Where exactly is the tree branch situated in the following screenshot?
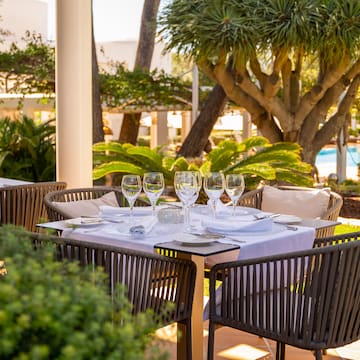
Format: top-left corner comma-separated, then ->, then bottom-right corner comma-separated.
296,57 -> 351,124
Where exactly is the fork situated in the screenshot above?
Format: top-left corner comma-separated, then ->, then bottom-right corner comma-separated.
253,213 -> 280,220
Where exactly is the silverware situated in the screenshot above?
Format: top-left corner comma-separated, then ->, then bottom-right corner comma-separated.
254,213 -> 281,220
80,216 -> 124,224
286,225 -> 298,231
190,232 -> 247,243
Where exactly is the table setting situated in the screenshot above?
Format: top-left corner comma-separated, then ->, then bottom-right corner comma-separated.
57,170 -> 315,262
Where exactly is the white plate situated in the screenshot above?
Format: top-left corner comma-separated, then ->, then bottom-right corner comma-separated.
274,215 -> 302,224
65,217 -> 104,227
173,233 -> 218,246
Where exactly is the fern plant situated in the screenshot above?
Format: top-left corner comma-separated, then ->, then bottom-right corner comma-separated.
93,137 -> 313,189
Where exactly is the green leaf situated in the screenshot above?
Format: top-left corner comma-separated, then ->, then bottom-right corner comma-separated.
92,162 -> 144,180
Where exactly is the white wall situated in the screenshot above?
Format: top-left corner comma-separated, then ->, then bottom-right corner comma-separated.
0,0 -> 47,50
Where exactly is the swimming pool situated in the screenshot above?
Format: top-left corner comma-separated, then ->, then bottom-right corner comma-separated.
315,146 -> 359,179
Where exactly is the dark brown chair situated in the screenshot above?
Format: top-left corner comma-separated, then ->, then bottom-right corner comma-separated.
207,232 -> 360,360
44,186 -> 149,221
34,233 -> 196,360
0,181 -> 67,232
238,185 -> 343,238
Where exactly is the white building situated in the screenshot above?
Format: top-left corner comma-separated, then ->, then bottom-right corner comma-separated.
0,0 -> 172,128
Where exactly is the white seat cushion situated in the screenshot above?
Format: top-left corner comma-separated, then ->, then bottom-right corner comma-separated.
52,191 -> 119,218
261,185 -> 330,219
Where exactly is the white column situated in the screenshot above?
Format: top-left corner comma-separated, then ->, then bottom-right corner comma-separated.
56,0 -> 93,188
192,65 -> 199,125
242,110 -> 252,140
181,111 -> 192,141
150,112 -> 168,148
336,127 -> 347,182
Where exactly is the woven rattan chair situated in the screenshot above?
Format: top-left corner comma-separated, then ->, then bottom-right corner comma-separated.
238,185 -> 343,238
0,181 -> 67,232
207,232 -> 360,360
44,186 -> 149,221
34,233 -> 196,360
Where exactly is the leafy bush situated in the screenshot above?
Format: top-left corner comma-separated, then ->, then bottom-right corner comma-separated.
0,116 -> 56,181
0,226 -> 168,360
92,136 -> 313,189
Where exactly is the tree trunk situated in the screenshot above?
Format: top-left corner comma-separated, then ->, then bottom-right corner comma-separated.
119,113 -> 141,145
119,0 -> 160,144
178,84 -> 227,158
92,28 -> 104,144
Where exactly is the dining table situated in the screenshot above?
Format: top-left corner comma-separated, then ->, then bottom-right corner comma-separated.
0,177 -> 33,187
38,203 -> 335,359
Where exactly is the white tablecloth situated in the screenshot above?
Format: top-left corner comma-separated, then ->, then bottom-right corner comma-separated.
62,205 -> 316,264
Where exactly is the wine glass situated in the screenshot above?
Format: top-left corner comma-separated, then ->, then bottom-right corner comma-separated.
121,174 -> 142,217
188,171 -> 202,207
204,172 -> 225,217
143,172 -> 165,215
174,171 -> 198,230
225,173 -> 245,216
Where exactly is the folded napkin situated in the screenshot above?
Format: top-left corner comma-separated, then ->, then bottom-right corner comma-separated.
202,217 -> 273,233
99,205 -> 151,216
114,216 -> 158,238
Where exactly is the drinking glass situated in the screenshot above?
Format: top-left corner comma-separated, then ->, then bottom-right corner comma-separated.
121,174 -> 142,217
143,172 -> 165,215
188,171 -> 202,207
174,171 -> 198,230
225,173 -> 245,216
204,172 -> 225,217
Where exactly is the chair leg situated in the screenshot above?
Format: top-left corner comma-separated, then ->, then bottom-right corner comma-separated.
276,342 -> 285,360
207,320 -> 215,360
186,320 -> 192,360
315,349 -> 323,360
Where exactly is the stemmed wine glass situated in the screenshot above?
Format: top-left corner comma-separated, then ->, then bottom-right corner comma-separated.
188,171 -> 202,207
121,174 -> 142,218
225,173 -> 245,216
204,172 -> 225,217
143,172 -> 165,215
174,171 -> 198,231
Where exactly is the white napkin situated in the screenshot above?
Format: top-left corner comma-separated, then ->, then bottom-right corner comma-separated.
99,205 -> 151,216
113,216 -> 158,237
202,217 -> 273,233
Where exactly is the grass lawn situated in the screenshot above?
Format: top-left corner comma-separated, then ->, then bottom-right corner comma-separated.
335,223 -> 360,235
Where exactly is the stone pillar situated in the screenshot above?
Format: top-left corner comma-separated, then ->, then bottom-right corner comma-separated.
56,0 -> 93,188
150,111 -> 168,148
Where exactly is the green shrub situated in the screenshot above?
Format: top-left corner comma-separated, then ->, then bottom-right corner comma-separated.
0,116 -> 56,182
93,137 -> 313,189
0,226 -> 168,360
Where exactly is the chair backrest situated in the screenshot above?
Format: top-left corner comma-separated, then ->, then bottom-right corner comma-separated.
209,235 -> 360,354
35,233 -> 196,327
0,181 -> 67,232
44,186 -> 148,221
238,185 -> 343,238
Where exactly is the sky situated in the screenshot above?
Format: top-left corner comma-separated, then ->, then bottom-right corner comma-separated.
45,0 -> 145,41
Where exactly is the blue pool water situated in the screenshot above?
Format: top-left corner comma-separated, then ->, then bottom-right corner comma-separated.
315,146 -> 359,179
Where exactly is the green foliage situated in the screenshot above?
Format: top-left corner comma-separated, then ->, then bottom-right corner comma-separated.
160,0 -> 360,69
93,136 -> 313,188
0,225 -> 167,360
100,62 -> 195,110
0,115 -> 56,181
0,34 -> 197,111
0,32 -> 55,96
